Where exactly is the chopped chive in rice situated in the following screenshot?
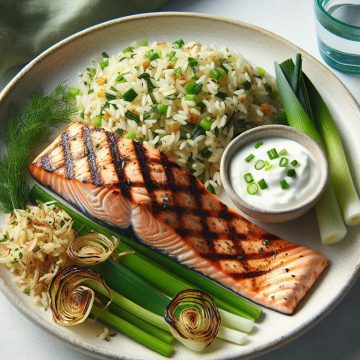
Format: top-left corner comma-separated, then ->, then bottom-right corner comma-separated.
74,40 -> 281,193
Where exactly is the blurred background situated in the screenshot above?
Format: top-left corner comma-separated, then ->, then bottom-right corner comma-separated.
0,1 -> 359,359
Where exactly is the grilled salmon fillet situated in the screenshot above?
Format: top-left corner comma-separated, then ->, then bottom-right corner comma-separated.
29,122 -> 328,314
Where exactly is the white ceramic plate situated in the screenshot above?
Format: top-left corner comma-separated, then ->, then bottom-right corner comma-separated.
0,12 -> 360,360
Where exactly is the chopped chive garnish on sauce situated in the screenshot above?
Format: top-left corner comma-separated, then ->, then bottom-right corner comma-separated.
244,173 -> 254,183
279,157 -> 288,167
255,141 -> 264,149
267,148 -> 279,160
254,160 -> 265,170
280,179 -> 290,190
287,169 -> 296,177
258,179 -> 268,189
121,88 -> 138,102
245,153 -> 255,162
279,148 -> 288,155
247,183 -> 258,195
291,159 -> 299,167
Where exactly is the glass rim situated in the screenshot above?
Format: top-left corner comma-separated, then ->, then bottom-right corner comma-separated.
315,0 -> 360,31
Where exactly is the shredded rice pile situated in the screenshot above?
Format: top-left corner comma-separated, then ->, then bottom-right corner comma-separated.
0,202 -> 76,307
74,40 -> 281,193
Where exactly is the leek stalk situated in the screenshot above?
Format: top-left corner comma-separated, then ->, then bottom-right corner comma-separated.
275,63 -> 347,244
91,305 -> 174,357
305,76 -> 360,226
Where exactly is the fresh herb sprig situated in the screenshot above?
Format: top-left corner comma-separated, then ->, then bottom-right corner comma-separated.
0,83 -> 76,212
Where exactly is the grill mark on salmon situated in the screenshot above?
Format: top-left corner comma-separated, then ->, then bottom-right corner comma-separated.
61,131 -> 75,179
29,122 -> 328,314
106,131 -> 131,199
82,125 -> 103,186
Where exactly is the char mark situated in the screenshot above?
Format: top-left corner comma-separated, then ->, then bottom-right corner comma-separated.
61,131 -> 75,179
106,132 -> 130,198
83,125 -> 103,186
231,270 -> 269,279
40,154 -> 54,172
133,141 -> 155,193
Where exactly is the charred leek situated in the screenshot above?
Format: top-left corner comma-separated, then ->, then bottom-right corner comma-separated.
67,233 -> 119,266
49,265 -> 111,326
164,290 -> 221,352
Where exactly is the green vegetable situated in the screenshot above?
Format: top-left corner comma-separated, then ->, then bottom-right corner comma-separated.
258,179 -> 268,189
124,131 -> 136,140
188,57 -> 198,72
267,148 -> 279,160
275,56 -> 347,244
199,118 -> 212,131
216,92 -> 227,100
242,81 -> 251,90
247,183 -> 258,195
167,51 -> 176,59
185,94 -> 196,101
291,159 -> 299,167
91,305 -> 173,357
207,184 -> 215,194
279,157 -> 288,167
105,92 -> 117,101
121,88 -> 138,102
200,148 -> 212,158
125,111 -> 140,122
279,148 -> 288,155
172,39 -> 185,48
305,74 -> 360,226
146,49 -> 160,62
244,173 -> 254,183
184,82 -> 203,95
174,67 -> 182,77
209,68 -> 225,80
157,104 -> 169,115
287,169 -> 296,177
116,74 -> 126,83
101,51 -> 109,58
138,40 -> 148,47
255,141 -> 264,149
68,87 -> 80,98
138,73 -> 156,93
280,179 -> 289,190
256,67 -> 266,77
122,46 -> 133,53
94,116 -> 102,127
254,160 -> 265,170
245,153 -> 255,163
100,59 -> 109,70
0,84 -> 75,212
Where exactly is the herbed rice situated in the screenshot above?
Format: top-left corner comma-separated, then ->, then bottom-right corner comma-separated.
73,40 -> 281,193
0,202 -> 76,308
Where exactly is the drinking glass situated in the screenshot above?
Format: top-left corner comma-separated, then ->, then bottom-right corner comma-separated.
314,0 -> 360,73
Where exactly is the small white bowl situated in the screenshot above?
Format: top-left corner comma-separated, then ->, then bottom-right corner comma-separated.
220,125 -> 329,223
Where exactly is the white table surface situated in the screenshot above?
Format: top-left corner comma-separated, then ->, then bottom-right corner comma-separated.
0,0 -> 359,359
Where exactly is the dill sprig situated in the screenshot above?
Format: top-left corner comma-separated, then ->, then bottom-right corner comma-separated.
0,83 -> 76,212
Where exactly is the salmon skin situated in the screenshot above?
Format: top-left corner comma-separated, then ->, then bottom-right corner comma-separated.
29,122 -> 328,314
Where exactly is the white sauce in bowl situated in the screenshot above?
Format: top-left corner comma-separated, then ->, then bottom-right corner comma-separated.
229,137 -> 321,211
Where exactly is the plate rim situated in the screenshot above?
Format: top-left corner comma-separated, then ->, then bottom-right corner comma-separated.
0,11 -> 360,360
